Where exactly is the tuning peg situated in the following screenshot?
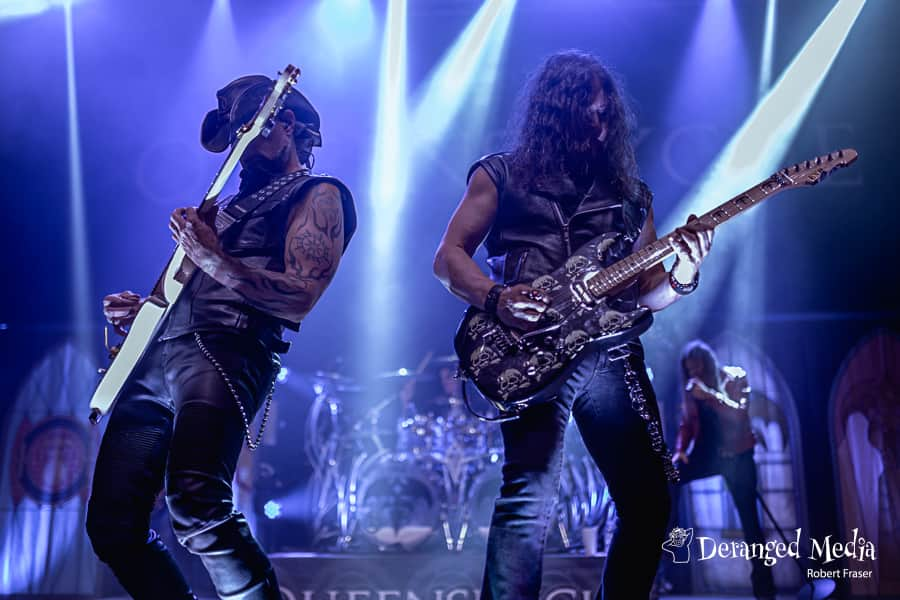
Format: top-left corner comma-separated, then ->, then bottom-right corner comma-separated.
816,156 -> 822,165
838,149 -> 844,157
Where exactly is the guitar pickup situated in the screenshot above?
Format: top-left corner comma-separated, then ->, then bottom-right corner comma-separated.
570,281 -> 595,305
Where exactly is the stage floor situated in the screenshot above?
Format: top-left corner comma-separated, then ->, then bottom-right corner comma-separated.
85,551 -> 796,600
92,596 -> 789,600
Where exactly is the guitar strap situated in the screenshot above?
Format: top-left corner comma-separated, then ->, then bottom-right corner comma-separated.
214,169 -> 309,233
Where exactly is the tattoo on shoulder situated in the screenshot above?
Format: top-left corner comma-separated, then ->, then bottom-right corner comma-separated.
287,184 -> 344,282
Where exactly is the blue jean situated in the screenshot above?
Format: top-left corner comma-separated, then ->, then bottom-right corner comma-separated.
481,345 -> 672,599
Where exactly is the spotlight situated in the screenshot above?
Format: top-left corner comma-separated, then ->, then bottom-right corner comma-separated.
316,0 -> 374,53
364,0 -> 516,374
276,367 -> 289,383
759,0 -> 777,98
63,0 -> 91,348
365,0 -> 408,374
410,0 -> 517,148
0,0 -> 82,20
658,0 -> 866,338
263,500 -> 282,520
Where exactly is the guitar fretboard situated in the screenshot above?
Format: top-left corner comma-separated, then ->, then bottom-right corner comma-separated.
584,170 -> 792,297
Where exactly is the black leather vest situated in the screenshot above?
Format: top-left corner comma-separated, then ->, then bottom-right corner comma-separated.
469,153 -> 651,302
160,172 -> 357,351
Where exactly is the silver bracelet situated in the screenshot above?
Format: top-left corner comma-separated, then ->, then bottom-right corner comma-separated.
669,269 -> 699,295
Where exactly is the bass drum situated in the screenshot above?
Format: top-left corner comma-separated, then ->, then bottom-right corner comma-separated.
354,452 -> 443,551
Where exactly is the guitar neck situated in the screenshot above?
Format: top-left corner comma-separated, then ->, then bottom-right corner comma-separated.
148,134 -> 255,299
199,135 -> 250,211
586,170 -> 795,296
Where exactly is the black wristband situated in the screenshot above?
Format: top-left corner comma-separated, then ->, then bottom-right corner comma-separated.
669,269 -> 699,295
484,284 -> 507,315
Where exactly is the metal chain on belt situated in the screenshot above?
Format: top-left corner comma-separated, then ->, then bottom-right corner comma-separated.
194,332 -> 276,451
622,357 -> 681,483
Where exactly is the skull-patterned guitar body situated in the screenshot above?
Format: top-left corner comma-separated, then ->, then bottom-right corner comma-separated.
454,232 -> 653,418
454,149 -> 859,418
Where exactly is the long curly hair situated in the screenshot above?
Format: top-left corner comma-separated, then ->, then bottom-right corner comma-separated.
508,51 -> 639,198
680,340 -> 720,390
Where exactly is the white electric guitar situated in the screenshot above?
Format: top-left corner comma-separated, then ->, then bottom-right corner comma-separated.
88,65 -> 301,424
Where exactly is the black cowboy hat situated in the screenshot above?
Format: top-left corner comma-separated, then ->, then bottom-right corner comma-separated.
201,74 -> 322,154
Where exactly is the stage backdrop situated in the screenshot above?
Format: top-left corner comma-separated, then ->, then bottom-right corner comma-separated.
831,330 -> 900,598
0,344 -> 101,596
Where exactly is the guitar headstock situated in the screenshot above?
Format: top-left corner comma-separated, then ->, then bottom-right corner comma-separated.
777,148 -> 858,188
234,64 -> 302,146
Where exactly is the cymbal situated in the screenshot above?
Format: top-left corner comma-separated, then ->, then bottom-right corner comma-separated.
303,370 -> 363,393
429,354 -> 459,367
376,367 -> 435,382
310,370 -> 356,384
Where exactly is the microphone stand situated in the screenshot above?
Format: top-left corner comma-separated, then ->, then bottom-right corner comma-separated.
755,490 -> 836,600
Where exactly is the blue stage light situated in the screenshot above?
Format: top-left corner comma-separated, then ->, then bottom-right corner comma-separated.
365,0 -> 408,375
263,500 -> 282,520
316,0 -> 374,53
759,0 -> 777,99
410,0 -> 517,149
658,0 -> 866,339
0,0 -> 80,20
277,367 -> 289,383
64,0 -> 92,348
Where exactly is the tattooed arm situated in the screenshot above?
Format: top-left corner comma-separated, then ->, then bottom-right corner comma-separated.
171,182 -> 344,323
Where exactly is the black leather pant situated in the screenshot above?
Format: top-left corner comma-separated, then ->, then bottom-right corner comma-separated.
86,331 -> 281,599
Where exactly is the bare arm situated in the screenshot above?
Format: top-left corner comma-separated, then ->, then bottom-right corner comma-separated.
674,391 -> 700,461
433,167 -> 548,328
433,167 -> 498,308
635,210 -> 682,311
636,209 -> 713,312
173,183 -> 344,323
217,183 -> 344,322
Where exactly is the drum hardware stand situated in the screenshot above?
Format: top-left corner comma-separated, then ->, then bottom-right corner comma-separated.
555,502 -> 573,550
337,451 -> 370,550
755,490 -> 835,600
441,510 -> 455,551
455,519 -> 470,551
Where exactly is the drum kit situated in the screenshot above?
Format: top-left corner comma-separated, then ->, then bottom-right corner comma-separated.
269,356 -> 613,553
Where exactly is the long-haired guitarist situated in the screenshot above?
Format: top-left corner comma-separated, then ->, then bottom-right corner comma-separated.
433,51 -> 714,598
670,340 -> 776,599
86,75 -> 356,599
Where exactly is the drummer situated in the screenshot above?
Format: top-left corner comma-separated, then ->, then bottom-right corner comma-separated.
395,364 -> 451,456
394,357 -> 462,422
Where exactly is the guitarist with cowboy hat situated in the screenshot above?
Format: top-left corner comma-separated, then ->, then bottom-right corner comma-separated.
87,74 -> 356,599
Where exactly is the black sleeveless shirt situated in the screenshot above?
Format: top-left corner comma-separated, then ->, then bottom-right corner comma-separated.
160,171 -> 356,352
468,152 -> 652,309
